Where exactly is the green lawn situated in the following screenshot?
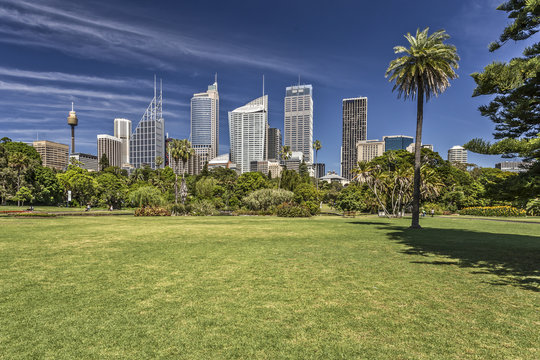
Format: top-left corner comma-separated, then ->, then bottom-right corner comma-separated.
0,216 -> 538,359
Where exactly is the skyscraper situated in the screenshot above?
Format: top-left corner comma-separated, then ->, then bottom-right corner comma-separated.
448,145 -> 468,163
383,135 -> 413,152
229,95 -> 268,174
284,84 -> 313,163
341,97 -> 367,180
130,79 -> 165,169
191,79 -> 219,167
97,134 -> 122,168
267,128 -> 282,161
114,118 -> 132,166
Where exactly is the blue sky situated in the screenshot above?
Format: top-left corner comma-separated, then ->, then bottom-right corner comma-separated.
0,0 -> 533,171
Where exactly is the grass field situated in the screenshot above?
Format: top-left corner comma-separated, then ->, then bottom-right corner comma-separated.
0,216 -> 538,359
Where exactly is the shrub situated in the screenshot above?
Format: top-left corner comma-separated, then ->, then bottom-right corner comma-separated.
459,206 -> 526,217
134,206 -> 171,216
303,200 -> 321,215
276,202 -> 311,218
526,198 -> 540,216
129,186 -> 163,207
422,202 -> 445,215
190,199 -> 217,216
169,203 -> 191,216
243,188 -> 294,211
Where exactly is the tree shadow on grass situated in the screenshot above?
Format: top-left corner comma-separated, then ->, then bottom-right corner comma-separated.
347,221 -> 540,292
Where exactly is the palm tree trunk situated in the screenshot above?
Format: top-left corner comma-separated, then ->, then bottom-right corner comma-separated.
411,82 -> 424,229
315,150 -> 319,191
17,172 -> 21,207
174,173 -> 178,205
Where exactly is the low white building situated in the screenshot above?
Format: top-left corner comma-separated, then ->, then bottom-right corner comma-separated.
320,172 -> 349,186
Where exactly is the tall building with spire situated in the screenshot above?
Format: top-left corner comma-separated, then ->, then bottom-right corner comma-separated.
284,84 -> 313,164
229,95 -> 268,174
191,77 -> 219,167
130,78 -> 165,169
341,97 -> 367,180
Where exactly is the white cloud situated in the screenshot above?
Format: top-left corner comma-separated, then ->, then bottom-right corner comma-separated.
0,0 -> 330,81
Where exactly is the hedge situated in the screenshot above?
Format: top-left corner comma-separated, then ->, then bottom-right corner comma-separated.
459,206 -> 526,217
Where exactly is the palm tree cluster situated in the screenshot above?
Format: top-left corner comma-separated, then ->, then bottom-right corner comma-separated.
353,160 -> 443,218
168,139 -> 195,204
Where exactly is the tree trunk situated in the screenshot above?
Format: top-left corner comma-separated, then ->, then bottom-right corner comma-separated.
181,173 -> 187,205
410,82 -> 424,229
17,172 -> 20,207
315,150 -> 319,192
174,173 -> 178,205
180,160 -> 187,205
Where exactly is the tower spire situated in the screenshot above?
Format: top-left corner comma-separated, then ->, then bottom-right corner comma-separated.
262,74 -> 265,98
154,74 -> 157,100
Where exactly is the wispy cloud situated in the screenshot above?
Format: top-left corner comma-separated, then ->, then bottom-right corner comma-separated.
0,0 -> 330,81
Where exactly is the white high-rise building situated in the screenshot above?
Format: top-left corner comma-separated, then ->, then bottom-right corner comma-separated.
191,80 -> 219,168
97,134 -> 122,168
284,84 -> 313,164
114,118 -> 131,166
448,145 -> 468,163
228,95 -> 268,174
130,79 -> 165,169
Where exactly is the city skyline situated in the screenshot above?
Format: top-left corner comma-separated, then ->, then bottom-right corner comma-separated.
0,0 -> 532,171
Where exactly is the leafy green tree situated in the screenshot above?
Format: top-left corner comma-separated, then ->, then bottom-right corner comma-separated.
195,177 -> 219,199
280,169 -> 301,192
128,186 -> 163,207
299,161 -> 310,182
3,141 -> 41,162
293,183 -> 319,204
8,152 -> 31,206
235,172 -> 268,199
468,0 -> 539,142
96,172 -> 128,208
335,184 -> 367,213
99,154 -> 109,171
57,166 -> 96,205
386,28 -> 459,228
15,186 -> 33,207
32,166 -> 63,205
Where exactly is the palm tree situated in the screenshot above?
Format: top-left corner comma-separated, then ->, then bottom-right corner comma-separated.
313,140 -> 322,190
155,156 -> 164,168
168,139 -> 195,204
278,145 -> 292,189
385,28 -> 459,228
